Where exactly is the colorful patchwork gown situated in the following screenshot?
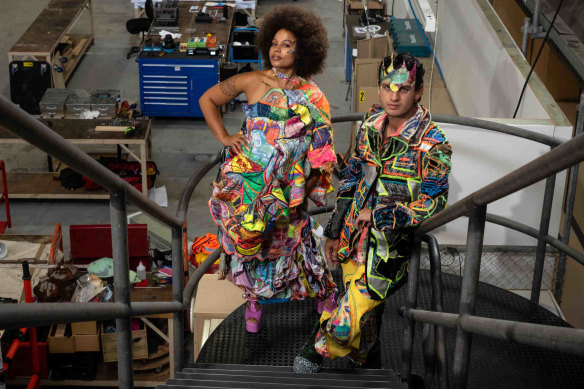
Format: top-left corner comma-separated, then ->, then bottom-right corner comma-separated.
209,77 -> 337,302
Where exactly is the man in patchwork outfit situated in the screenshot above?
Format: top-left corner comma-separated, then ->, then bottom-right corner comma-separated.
294,52 -> 452,372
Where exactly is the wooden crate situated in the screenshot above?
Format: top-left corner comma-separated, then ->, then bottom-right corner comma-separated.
101,322 -> 148,362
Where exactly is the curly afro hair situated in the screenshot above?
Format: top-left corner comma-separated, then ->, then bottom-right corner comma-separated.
256,5 -> 328,79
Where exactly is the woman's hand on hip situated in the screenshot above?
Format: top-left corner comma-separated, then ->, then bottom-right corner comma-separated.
220,133 -> 248,155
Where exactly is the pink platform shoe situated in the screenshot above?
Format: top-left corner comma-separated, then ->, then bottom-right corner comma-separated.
245,300 -> 263,333
316,293 -> 336,315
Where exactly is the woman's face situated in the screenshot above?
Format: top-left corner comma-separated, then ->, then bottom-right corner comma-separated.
269,29 -> 297,73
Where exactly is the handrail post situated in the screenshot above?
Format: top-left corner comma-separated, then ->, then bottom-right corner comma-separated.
401,234 -> 422,383
531,174 -> 556,304
554,93 -> 584,303
423,234 -> 449,389
172,226 -> 184,375
110,189 -> 134,389
453,203 -> 487,389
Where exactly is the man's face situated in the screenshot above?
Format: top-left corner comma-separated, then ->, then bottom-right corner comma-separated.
378,80 -> 423,119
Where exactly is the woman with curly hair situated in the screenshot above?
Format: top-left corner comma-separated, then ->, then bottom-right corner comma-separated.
199,5 -> 337,333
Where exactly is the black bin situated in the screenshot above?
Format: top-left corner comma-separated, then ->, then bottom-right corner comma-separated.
231,29 -> 259,60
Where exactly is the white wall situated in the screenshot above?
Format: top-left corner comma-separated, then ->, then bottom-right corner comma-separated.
434,0 -> 550,119
432,120 -> 571,246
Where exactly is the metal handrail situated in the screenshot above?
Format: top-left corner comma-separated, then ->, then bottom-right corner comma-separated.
417,132 -> 584,234
401,95 -> 584,388
402,309 -> 584,356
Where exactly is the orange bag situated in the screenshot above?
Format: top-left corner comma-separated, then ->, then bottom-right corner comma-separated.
190,233 -> 220,268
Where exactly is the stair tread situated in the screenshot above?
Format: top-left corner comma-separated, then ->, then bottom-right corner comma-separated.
162,378 -> 407,389
178,370 -> 398,382
189,363 -> 390,375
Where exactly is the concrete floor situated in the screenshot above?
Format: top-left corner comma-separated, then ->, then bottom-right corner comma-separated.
0,0 -> 353,254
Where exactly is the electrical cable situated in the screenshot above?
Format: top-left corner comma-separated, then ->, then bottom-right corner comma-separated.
406,0 -> 444,80
512,0 -> 565,118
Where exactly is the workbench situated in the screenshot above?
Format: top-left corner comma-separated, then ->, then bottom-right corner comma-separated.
5,276 -> 176,387
8,0 -> 94,92
0,118 -> 152,199
138,1 -> 234,117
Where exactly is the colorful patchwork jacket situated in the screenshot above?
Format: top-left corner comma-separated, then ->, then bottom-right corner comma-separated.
324,104 -> 452,300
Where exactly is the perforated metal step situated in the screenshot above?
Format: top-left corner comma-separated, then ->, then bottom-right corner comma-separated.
156,363 -> 406,389
196,270 -> 584,388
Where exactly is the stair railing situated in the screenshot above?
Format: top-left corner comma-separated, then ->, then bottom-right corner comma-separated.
400,95 -> 584,389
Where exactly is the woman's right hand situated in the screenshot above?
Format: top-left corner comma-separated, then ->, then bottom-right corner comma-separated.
220,133 -> 249,155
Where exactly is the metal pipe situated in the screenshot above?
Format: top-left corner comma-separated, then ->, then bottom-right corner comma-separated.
419,132 -> 584,234
521,17 -> 531,57
422,323 -> 436,389
405,309 -> 584,356
332,112 -> 561,147
0,302 -> 180,329
0,95 -> 182,230
482,213 -> 584,266
423,234 -> 449,389
405,308 -> 459,328
172,227 -> 187,374
459,315 -> 584,356
172,227 -> 185,374
176,151 -> 222,221
531,174 -> 556,304
453,204 -> 487,389
131,302 -> 183,316
531,0 -> 541,35
110,190 -> 134,389
400,235 -> 422,383
182,248 -> 220,307
554,93 -> 584,303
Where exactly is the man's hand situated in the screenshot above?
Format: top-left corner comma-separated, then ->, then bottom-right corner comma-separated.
219,133 -> 248,155
356,208 -> 372,231
324,238 -> 340,265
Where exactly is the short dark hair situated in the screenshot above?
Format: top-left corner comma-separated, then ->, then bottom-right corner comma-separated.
378,52 -> 425,90
256,5 -> 328,79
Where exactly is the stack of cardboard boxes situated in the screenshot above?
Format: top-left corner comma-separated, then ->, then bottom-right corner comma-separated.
48,320 -> 100,354
353,34 -> 392,113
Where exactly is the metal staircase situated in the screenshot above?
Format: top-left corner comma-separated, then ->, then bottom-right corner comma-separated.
156,363 -> 407,389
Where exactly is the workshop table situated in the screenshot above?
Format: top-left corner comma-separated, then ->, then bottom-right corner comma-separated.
8,0 -> 93,90
138,1 -> 234,117
0,118 -> 152,199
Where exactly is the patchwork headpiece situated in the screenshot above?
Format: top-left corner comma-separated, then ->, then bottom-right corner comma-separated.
379,55 -> 417,92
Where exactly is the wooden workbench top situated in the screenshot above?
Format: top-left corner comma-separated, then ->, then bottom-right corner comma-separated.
9,0 -> 90,55
0,118 -> 151,142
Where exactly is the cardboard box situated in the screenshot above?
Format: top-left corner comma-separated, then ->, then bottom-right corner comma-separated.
353,58 -> 383,112
101,322 -> 148,362
49,324 -> 75,354
355,86 -> 380,113
74,332 -> 101,352
348,1 -> 385,12
71,320 -> 98,335
357,34 -> 392,59
192,274 -> 247,359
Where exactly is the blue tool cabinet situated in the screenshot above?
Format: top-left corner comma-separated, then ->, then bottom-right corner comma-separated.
139,57 -> 218,117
